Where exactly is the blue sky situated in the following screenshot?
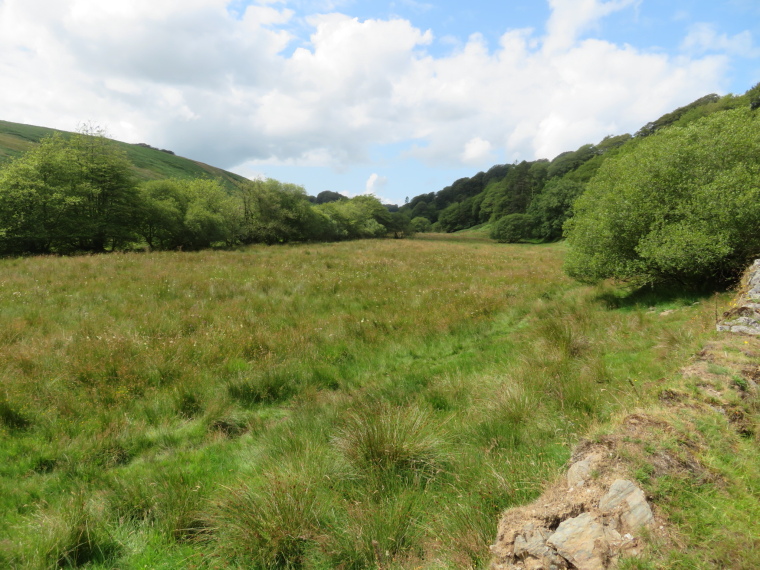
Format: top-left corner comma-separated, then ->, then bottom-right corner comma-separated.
1,0 -> 758,204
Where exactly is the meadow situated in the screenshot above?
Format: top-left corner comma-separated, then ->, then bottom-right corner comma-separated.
0,235 -> 722,568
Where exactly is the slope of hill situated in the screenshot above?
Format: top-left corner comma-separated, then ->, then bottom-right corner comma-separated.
0,120 -> 248,191
402,81 -> 760,238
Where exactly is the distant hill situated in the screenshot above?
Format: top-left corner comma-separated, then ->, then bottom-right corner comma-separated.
0,120 -> 248,192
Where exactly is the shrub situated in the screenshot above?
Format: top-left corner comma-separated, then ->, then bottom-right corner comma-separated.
490,214 -> 533,243
410,216 -> 433,233
565,107 -> 760,285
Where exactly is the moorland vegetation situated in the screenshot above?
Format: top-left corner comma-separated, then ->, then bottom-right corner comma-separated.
0,236 -> 735,568
0,83 -> 759,569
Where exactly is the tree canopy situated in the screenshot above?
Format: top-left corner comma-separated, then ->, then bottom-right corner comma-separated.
0,131 -> 411,255
0,129 -> 139,254
564,107 -> 760,285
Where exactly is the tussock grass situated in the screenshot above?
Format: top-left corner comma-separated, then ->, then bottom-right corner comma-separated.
0,236 -> 723,567
13,493 -> 120,569
333,402 -> 449,483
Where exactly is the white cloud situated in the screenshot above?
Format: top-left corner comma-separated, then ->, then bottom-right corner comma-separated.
681,23 -> 760,58
365,173 -> 388,194
0,0 -> 740,175
543,0 -> 640,53
461,137 -> 493,165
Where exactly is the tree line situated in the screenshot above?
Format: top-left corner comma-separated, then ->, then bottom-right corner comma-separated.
564,105 -> 760,286
0,129 -> 412,255
402,83 -> 760,245
401,82 -> 760,285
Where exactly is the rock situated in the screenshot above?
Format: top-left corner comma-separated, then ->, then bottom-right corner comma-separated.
514,526 -> 551,559
718,259 -> 760,335
547,512 -> 608,570
510,523 -> 567,568
598,479 -> 654,532
567,453 -> 601,488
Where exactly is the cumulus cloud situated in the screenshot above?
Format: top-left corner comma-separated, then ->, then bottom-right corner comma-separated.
0,0 -> 741,175
365,173 -> 388,194
543,0 -> 640,53
461,137 -> 494,165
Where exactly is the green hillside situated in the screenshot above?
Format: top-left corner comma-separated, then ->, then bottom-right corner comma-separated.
0,120 -> 248,192
401,81 -> 760,240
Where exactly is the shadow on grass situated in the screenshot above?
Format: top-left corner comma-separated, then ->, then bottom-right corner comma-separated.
595,281 -> 732,311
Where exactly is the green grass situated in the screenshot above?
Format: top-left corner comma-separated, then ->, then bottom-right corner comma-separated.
0,236 -> 730,568
0,119 -> 247,191
613,334 -> 760,569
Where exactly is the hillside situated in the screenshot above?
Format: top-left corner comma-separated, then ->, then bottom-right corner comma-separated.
401,81 -> 760,239
0,120 -> 248,192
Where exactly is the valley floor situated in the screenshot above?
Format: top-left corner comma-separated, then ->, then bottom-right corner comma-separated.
0,235 -> 752,569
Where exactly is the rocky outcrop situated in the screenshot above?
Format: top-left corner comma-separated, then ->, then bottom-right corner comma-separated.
717,259 -> 760,335
491,449 -> 656,570
492,329 -> 760,570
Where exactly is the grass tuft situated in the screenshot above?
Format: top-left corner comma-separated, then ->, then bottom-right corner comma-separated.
20,495 -> 120,568
210,472 -> 328,568
333,402 -> 449,484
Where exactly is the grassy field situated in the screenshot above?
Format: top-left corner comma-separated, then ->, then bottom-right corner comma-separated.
0,120 -> 247,191
0,235 -> 728,568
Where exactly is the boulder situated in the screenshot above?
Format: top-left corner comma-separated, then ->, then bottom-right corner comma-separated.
547,513 -> 607,570
598,480 -> 654,532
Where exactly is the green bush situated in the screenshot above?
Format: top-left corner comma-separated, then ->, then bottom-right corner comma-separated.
490,213 -> 533,243
565,107 -> 760,285
410,216 -> 433,233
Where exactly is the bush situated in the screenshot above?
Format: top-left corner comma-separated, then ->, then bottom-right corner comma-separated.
565,107 -> 760,285
490,214 -> 533,243
410,216 -> 432,233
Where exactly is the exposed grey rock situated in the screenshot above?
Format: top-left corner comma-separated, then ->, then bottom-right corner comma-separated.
598,479 -> 654,531
492,472 -> 657,569
567,454 -> 601,488
547,512 -> 608,570
513,524 -> 567,568
718,259 -> 760,335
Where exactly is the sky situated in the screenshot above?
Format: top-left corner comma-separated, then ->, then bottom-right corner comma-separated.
1,0 -> 758,204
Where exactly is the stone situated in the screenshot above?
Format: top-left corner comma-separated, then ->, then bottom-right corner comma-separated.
567,454 -> 600,488
513,524 -> 566,568
547,512 -> 608,570
598,479 -> 654,532
718,260 -> 760,335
